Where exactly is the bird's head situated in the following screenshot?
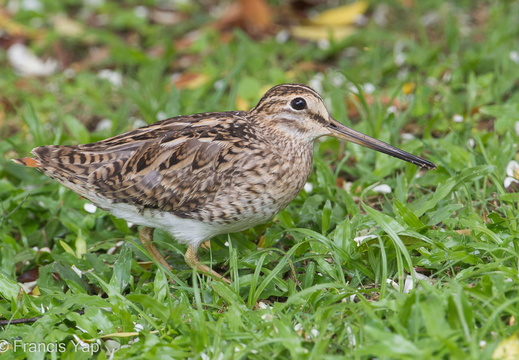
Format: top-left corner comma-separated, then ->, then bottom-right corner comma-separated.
249,84 -> 435,169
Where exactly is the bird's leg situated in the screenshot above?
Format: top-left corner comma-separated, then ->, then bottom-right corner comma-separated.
185,245 -> 231,284
139,227 -> 171,270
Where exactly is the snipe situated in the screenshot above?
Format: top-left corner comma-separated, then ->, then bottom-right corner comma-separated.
13,84 -> 435,282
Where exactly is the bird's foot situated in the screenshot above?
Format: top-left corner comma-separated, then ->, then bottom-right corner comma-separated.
139,226 -> 172,271
185,245 -> 231,284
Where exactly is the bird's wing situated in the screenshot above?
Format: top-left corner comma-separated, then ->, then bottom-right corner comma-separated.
30,112 -> 248,214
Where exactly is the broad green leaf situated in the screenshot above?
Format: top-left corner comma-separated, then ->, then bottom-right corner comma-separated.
0,271 -> 21,300
111,242 -> 133,293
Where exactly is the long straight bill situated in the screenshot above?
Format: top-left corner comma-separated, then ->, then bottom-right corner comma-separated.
327,118 -> 436,169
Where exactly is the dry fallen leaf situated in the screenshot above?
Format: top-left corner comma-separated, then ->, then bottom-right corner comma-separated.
291,25 -> 355,41
239,0 -> 272,32
52,14 -> 84,37
214,0 -> 273,36
309,1 -> 369,26
149,8 -> 184,26
455,229 -> 471,236
171,72 -> 208,90
0,10 -> 42,40
291,0 -> 368,41
493,334 -> 519,360
400,0 -> 415,8
71,46 -> 110,71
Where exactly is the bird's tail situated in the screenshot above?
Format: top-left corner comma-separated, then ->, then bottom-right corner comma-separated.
12,157 -> 42,167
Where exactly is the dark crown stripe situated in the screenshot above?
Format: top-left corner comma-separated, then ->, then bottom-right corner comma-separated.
251,84 -> 323,113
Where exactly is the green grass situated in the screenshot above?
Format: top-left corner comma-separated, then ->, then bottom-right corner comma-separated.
1,0 -> 519,359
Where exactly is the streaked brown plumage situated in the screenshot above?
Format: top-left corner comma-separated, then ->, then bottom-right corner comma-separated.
13,84 -> 435,282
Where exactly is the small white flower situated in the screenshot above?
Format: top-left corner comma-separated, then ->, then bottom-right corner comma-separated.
400,133 -> 415,141
214,80 -> 225,90
71,265 -> 83,277
346,325 -> 357,346
134,323 -> 144,332
348,84 -> 359,94
134,6 -> 148,18
515,121 -> 519,136
504,160 -> 519,188
63,68 -> 75,78
342,181 -> 353,193
76,326 -> 89,333
331,72 -> 346,87
104,340 -> 121,357
257,301 -> 272,310
421,12 -> 439,27
275,30 -> 290,44
394,53 -> 406,67
7,43 -> 57,77
107,241 -> 125,255
224,241 -> 229,247
372,4 -> 389,26
84,0 -> 105,7
386,278 -> 399,290
132,118 -> 147,129
452,114 -> 464,123
304,182 -> 314,193
426,77 -> 438,86
506,161 -> 519,178
19,280 -> 38,294
11,0 -> 43,12
479,340 -> 487,348
261,313 -> 274,321
294,323 -> 303,331
156,111 -> 168,121
83,203 -> 97,213
72,334 -> 90,350
310,329 -> 320,337
404,273 -> 431,293
467,138 -> 475,148
353,234 -> 376,246
509,51 -> 519,64
317,39 -> 330,50
98,69 -> 123,87
372,184 -> 392,194
387,105 -> 397,114
95,118 -> 113,132
309,73 -> 324,94
403,275 -> 414,293
363,83 -> 375,94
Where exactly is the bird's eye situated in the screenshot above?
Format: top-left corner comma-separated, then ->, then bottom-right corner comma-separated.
290,97 -> 307,111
